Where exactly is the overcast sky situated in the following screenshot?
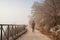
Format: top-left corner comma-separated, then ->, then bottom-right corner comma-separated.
0,0 -> 44,25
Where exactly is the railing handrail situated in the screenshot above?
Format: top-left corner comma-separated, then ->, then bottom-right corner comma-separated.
0,24 -> 22,26
0,24 -> 26,40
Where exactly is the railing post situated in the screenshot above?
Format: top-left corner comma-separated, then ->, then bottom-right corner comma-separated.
1,25 -> 3,40
15,25 -> 16,36
12,25 -> 14,40
7,25 -> 9,40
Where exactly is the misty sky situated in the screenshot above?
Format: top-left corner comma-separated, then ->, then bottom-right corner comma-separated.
0,0 -> 44,25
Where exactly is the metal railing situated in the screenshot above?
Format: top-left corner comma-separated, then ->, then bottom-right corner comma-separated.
0,24 -> 26,40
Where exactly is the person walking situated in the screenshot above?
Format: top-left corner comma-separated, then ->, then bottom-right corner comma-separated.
32,20 -> 35,32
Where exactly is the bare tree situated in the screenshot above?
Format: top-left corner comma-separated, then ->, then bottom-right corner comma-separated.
32,0 -> 60,40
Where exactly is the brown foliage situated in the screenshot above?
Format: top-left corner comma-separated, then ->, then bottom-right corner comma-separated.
32,0 -> 60,40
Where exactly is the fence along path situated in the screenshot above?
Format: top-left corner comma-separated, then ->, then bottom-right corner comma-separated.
0,24 -> 27,40
17,26 -> 52,40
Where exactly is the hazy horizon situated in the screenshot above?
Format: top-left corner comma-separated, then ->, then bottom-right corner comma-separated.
0,0 -> 44,25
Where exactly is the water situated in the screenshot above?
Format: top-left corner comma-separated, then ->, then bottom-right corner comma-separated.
0,26 -> 16,40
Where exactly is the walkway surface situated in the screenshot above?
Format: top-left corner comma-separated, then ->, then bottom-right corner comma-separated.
17,27 -> 52,40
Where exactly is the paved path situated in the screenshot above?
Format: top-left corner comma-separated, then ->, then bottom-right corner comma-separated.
17,27 -> 52,40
